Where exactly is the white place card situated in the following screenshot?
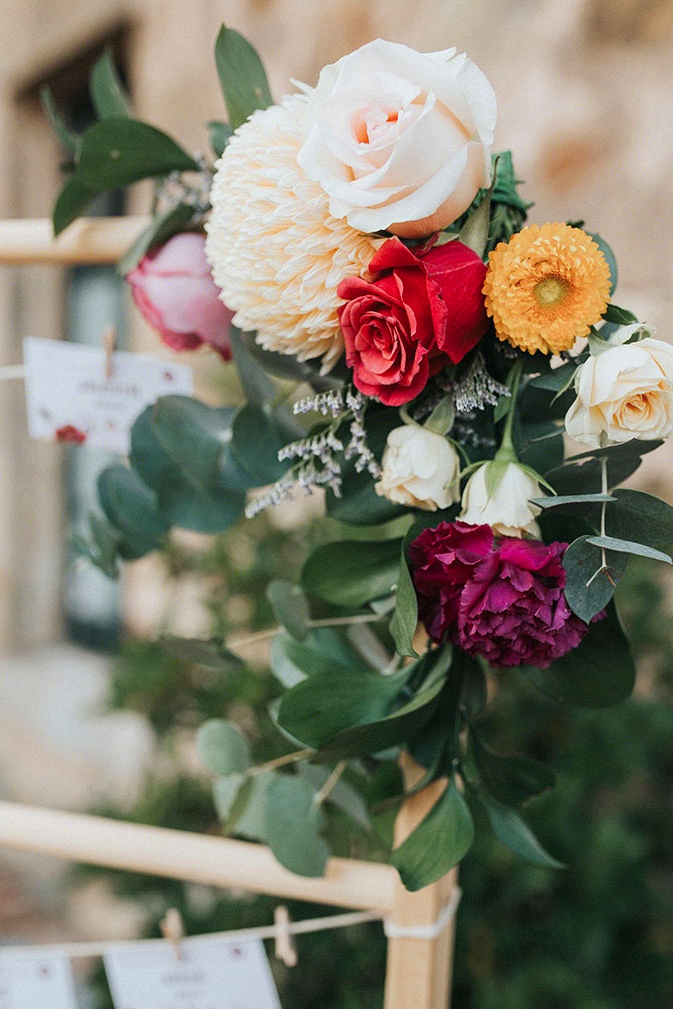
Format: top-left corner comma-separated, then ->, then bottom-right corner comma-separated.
104,937 -> 283,1009
23,337 -> 193,455
0,949 -> 78,1009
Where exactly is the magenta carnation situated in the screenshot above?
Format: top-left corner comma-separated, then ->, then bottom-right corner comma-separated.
410,521 -> 595,668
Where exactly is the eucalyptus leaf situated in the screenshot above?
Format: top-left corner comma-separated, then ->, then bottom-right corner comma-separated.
586,535 -> 672,564
480,794 -> 564,868
299,765 -> 371,830
229,770 -> 275,841
391,777 -> 474,891
129,404 -> 246,533
196,719 -> 251,776
266,775 -> 330,877
214,25 -> 273,131
270,627 -> 367,687
157,481 -> 246,533
302,538 -> 402,608
90,48 -> 131,119
609,489 -> 673,554
229,404 -> 290,485
78,118 -> 199,190
532,493 -> 616,511
563,535 -> 628,622
546,440 -> 662,495
97,463 -> 169,558
267,581 -> 310,641
82,513 -> 121,579
212,772 -> 245,822
151,396 -> 236,490
528,362 -> 577,392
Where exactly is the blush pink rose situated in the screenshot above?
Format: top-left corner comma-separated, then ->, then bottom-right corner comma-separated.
126,232 -> 233,359
337,238 -> 488,406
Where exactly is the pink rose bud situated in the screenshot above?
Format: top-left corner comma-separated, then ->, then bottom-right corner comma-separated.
126,232 -> 233,360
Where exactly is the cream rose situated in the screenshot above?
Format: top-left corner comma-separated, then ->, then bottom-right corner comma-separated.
375,425 -> 460,510
564,325 -> 673,448
297,39 -> 496,238
460,461 -> 541,538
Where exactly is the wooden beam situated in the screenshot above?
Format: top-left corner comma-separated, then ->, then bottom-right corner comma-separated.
0,218 -> 148,265
383,759 -> 459,1009
0,801 -> 397,913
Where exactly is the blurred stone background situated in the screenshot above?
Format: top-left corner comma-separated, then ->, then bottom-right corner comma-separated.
0,0 -> 671,961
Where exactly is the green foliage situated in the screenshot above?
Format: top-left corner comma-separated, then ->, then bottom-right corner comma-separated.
89,49 -> 131,120
389,537 -> 419,657
301,538 -> 401,608
562,536 -> 628,622
392,777 -> 474,890
117,204 -> 197,276
214,25 -> 273,130
471,731 -> 555,807
266,775 -> 330,877
521,603 -> 635,708
52,176 -> 100,235
546,440 -> 663,495
207,120 -> 233,158
478,795 -> 564,869
40,85 -> 81,157
266,581 -> 311,641
78,118 -> 199,191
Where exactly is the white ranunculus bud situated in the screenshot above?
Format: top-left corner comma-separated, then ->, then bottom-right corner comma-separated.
375,426 -> 460,511
297,39 -> 496,238
460,461 -> 542,538
565,324 -> 673,448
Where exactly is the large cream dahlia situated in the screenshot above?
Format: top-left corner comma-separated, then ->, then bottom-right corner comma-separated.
205,94 -> 381,372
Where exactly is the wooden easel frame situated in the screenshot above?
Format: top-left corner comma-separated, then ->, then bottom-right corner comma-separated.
0,218 -> 459,1009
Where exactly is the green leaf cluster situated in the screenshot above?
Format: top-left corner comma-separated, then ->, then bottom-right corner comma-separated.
44,27 -> 273,238
80,379 -> 297,574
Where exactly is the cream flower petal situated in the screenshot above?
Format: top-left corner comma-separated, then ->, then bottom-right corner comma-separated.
206,94 -> 381,373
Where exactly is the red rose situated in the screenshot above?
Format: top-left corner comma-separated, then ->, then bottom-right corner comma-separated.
337,237 -> 488,406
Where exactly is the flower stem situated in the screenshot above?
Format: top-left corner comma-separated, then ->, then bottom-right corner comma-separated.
495,358 -> 524,462
249,748 -> 314,776
229,613 -> 382,650
313,762 -> 347,806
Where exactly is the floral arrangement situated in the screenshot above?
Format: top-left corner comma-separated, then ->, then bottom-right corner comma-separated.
44,29 -> 673,889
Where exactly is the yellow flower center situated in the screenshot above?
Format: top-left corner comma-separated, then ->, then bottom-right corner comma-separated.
534,276 -> 569,309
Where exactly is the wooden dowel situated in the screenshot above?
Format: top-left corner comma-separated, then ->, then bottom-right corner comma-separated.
383,757 -> 459,1009
0,218 -> 149,265
0,801 -> 397,913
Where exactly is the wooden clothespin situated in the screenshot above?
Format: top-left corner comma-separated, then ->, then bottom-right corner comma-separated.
160,907 -> 185,961
274,905 -> 297,968
103,325 -> 117,381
